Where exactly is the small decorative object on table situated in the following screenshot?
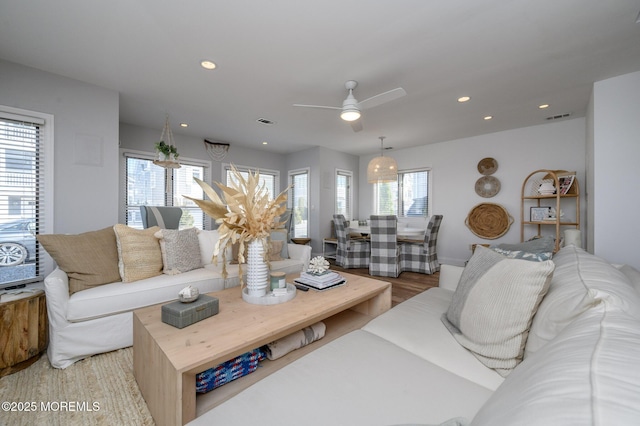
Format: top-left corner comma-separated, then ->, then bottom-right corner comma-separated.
308,256 -> 330,275
162,294 -> 219,329
178,285 -> 199,303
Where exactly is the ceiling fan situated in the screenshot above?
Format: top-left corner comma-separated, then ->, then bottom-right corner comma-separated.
293,80 -> 406,132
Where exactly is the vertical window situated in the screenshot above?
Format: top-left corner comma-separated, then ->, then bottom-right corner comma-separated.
335,169 -> 353,220
374,169 -> 430,218
0,108 -> 52,289
223,163 -> 279,199
123,152 -> 209,229
288,169 -> 309,238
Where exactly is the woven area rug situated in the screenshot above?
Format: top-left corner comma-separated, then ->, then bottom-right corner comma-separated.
0,348 -> 154,425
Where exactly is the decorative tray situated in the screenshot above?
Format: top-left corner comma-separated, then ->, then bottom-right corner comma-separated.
242,283 -> 297,305
465,202 -> 513,239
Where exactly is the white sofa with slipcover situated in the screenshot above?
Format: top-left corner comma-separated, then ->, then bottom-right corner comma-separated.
189,244 -> 640,426
40,227 -> 311,369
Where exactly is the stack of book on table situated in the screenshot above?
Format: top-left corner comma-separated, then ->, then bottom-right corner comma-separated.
295,271 -> 346,291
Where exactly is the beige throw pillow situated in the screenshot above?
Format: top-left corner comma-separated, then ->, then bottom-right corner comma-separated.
442,245 -> 555,376
268,240 -> 285,261
113,224 -> 163,283
37,227 -> 121,295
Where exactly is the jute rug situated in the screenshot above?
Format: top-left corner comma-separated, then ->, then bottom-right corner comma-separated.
0,348 -> 154,425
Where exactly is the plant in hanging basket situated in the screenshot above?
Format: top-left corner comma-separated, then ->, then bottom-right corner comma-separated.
155,141 -> 179,159
183,164 -> 290,286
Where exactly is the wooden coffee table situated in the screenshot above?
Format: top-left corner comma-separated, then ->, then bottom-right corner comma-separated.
133,272 -> 391,426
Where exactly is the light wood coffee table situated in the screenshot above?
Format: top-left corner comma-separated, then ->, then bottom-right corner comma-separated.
133,272 -> 391,426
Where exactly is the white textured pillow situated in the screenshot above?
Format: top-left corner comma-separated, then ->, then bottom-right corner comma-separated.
155,228 -> 202,275
524,245 -> 640,357
113,224 -> 163,283
471,307 -> 640,426
442,245 -> 554,376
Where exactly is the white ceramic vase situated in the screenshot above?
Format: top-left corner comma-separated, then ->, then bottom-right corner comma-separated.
245,239 -> 269,297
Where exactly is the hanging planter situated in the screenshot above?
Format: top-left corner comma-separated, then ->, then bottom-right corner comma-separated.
153,115 -> 181,169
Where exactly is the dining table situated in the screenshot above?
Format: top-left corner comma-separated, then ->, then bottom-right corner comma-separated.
348,225 -> 425,241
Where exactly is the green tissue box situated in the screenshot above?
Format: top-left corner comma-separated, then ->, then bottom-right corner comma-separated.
161,294 -> 219,329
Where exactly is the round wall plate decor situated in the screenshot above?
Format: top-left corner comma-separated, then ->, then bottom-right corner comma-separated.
477,157 -> 498,175
465,202 -> 513,239
475,176 -> 501,198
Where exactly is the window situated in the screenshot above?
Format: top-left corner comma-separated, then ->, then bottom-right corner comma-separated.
0,107 -> 53,290
335,169 -> 353,220
374,168 -> 431,218
223,163 -> 279,199
288,168 -> 309,238
123,151 -> 209,230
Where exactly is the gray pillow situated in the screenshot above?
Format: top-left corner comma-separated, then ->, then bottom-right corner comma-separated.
155,228 -> 202,274
442,245 -> 555,376
491,236 -> 555,253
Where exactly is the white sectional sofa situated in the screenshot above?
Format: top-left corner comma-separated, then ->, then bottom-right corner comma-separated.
189,245 -> 640,426
43,229 -> 311,369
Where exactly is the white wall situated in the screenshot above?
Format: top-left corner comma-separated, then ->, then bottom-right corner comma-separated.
0,59 -> 120,234
359,118 -> 586,266
286,146 -> 360,256
591,70 -> 640,269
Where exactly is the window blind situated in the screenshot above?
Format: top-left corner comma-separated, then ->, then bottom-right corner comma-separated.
336,170 -> 352,220
0,113 -> 47,289
289,169 -> 309,238
123,152 -> 208,230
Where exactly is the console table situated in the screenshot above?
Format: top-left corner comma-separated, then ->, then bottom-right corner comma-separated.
133,272 -> 391,426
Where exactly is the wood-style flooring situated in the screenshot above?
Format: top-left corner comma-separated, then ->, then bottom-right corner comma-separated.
329,262 -> 440,306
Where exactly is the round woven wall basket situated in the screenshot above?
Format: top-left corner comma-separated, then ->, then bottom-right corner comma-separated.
465,202 -> 513,239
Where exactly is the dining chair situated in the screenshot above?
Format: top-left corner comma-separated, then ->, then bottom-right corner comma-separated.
140,206 -> 183,229
333,214 -> 370,268
400,215 -> 443,274
369,215 -> 402,278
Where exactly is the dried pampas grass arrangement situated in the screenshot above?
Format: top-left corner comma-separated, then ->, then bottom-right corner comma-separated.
184,164 -> 289,285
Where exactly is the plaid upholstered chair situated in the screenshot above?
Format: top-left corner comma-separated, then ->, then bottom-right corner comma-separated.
369,215 -> 402,277
333,214 -> 370,269
400,215 -> 443,274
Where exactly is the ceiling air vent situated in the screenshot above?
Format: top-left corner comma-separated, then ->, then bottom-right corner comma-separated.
256,118 -> 276,126
546,113 -> 572,121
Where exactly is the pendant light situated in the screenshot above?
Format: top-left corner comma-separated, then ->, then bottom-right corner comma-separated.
367,136 -> 398,183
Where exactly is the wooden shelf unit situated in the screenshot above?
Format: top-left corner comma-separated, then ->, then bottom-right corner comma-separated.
520,169 -> 580,252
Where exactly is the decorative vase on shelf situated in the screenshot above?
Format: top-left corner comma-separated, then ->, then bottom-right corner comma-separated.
245,239 -> 269,297
538,181 -> 556,195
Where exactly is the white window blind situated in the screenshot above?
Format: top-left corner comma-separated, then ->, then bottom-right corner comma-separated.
123,152 -> 209,229
375,169 -> 430,218
335,169 -> 353,220
289,169 -> 309,238
223,163 -> 279,199
0,110 -> 50,289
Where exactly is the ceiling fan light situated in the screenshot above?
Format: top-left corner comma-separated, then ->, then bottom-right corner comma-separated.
340,109 -> 361,122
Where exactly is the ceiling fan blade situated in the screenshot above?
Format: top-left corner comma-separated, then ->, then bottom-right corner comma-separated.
293,104 -> 342,110
350,120 -> 363,132
358,87 -> 407,110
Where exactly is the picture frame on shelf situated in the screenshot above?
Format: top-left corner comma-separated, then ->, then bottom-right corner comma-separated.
530,207 -> 550,222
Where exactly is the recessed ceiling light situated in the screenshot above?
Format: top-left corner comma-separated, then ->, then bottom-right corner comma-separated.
262,141 -> 268,145
200,60 -> 216,70
458,96 -> 471,103
484,115 -> 493,120
538,104 -> 549,109
180,123 -> 188,127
